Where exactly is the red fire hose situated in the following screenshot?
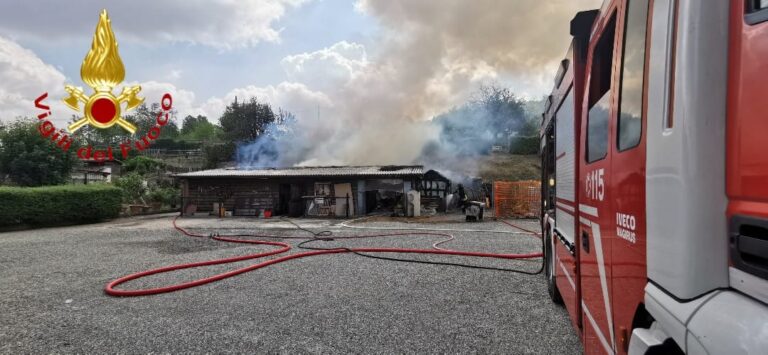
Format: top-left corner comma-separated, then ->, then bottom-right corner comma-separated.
499,219 -> 542,237
104,217 -> 542,297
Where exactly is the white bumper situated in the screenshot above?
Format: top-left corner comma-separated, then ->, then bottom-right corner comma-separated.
638,283 -> 768,354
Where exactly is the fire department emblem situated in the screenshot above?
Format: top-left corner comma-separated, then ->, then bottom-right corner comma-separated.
63,10 -> 143,134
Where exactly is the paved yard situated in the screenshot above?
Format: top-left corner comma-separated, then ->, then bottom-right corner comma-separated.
0,214 -> 581,354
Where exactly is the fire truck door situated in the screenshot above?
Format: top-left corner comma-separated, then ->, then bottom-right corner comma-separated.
608,0 -> 650,352
579,13 -> 617,355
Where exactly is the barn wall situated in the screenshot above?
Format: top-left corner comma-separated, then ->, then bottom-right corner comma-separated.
179,175 -> 422,217
183,178 -> 279,215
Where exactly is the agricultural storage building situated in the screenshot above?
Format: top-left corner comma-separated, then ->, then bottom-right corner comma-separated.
175,165 -> 425,218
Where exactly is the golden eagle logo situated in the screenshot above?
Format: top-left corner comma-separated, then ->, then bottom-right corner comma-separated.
63,10 -> 143,134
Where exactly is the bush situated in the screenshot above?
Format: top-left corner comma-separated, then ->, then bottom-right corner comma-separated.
0,121 -> 76,186
114,173 -> 147,204
148,186 -> 179,206
122,156 -> 166,176
0,184 -> 122,227
203,142 -> 235,169
509,136 -> 539,155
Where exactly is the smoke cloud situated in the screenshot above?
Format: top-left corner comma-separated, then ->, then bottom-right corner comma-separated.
236,0 -> 601,173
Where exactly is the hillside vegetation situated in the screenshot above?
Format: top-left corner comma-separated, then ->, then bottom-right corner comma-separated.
477,154 -> 540,182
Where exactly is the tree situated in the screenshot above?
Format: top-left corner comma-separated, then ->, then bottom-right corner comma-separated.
202,97 -> 296,167
420,84 -> 532,164
471,84 -> 528,137
76,113 -> 125,147
180,115 -> 216,141
219,97 -> 276,143
203,142 -> 235,169
0,121 -> 76,186
125,103 -> 179,139
76,102 -> 179,146
181,115 -> 206,135
163,119 -> 180,139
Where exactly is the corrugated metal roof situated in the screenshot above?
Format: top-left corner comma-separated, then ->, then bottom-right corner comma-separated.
175,165 -> 424,178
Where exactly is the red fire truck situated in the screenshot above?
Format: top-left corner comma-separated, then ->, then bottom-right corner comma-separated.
539,1 -> 768,353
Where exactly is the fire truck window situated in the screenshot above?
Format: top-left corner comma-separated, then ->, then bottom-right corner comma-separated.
618,0 -> 649,151
587,15 -> 616,163
746,0 -> 768,24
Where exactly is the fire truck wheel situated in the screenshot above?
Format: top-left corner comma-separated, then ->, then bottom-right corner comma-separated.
545,230 -> 563,305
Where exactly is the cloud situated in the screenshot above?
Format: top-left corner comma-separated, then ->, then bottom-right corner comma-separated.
197,82 -> 332,123
281,41 -> 368,90
0,35 -> 67,124
0,0 -> 309,49
123,81 -> 333,126
125,80 -> 200,119
166,70 -> 182,81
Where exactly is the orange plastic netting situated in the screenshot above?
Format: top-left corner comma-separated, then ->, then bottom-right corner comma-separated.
493,180 -> 541,218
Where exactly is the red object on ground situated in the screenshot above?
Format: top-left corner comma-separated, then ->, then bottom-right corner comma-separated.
263,209 -> 272,219
104,216 -> 542,297
499,220 -> 541,237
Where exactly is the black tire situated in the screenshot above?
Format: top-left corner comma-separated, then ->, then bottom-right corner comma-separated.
545,231 -> 564,305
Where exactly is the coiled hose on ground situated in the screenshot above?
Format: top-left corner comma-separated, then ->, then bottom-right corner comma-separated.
104,216 -> 543,297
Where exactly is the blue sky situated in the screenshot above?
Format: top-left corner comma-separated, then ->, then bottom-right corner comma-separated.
11,0 -> 379,100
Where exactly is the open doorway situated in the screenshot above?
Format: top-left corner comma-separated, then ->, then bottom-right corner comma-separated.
277,183 -> 291,215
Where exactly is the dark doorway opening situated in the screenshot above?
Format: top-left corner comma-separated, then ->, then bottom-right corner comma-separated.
288,184 -> 304,217
365,191 -> 377,214
277,184 -> 291,215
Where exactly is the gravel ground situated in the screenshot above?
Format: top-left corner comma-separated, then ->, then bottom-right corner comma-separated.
0,214 -> 581,354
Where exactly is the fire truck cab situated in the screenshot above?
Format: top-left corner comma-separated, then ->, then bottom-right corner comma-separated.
540,1 -> 768,354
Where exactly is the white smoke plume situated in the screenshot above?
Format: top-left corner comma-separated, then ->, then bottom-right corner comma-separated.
237,0 -> 601,171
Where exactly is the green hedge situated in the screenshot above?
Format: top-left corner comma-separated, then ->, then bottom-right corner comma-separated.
0,184 -> 122,227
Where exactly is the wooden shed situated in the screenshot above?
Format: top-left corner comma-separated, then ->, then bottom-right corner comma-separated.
175,165 -> 424,218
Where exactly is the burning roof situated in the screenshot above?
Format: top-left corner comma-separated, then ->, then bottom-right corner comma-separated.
175,165 -> 424,178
